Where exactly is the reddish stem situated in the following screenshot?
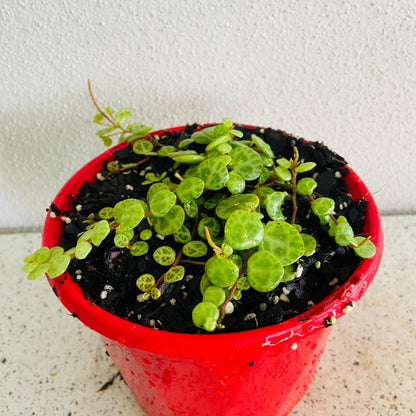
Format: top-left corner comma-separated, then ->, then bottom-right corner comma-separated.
88,80 -> 115,125
217,249 -> 252,325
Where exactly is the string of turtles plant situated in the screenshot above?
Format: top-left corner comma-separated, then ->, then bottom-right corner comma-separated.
23,86 -> 376,332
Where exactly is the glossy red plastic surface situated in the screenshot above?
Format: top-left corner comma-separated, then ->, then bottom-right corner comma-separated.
43,125 -> 383,416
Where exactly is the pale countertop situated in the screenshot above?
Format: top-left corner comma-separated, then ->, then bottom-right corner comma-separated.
1,215 -> 415,416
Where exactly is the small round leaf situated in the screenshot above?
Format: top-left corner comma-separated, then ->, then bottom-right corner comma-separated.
183,199 -> 198,218
130,241 -> 149,256
275,166 -> 292,182
260,220 -> 305,266
226,171 -> 246,194
334,222 -> 355,246
206,135 -> 230,152
147,183 -> 170,203
230,146 -> 263,181
295,162 -> 316,173
353,237 -> 376,258
247,250 -> 284,292
297,177 -> 318,196
175,177 -> 205,203
265,191 -> 287,220
183,241 -> 208,258
164,265 -> 185,283
49,246 -> 65,261
300,233 -> 317,256
197,217 -> 220,239
311,197 -> 335,217
152,205 -> 185,236
197,158 -> 229,190
33,247 -> 51,264
114,231 -> 132,248
75,241 -> 93,260
205,256 -> 239,288
276,158 -> 291,169
91,220 -> 110,246
22,262 -> 39,273
28,263 -> 50,281
251,134 -> 274,158
216,194 -> 259,220
136,274 -> 155,292
153,246 -> 176,266
98,207 -> 114,220
48,254 -> 71,278
150,287 -> 161,300
132,139 -> 154,155
192,301 -> 220,332
224,210 -> 264,250
139,229 -> 152,241
158,145 -> 176,156
173,225 -> 192,244
202,286 -> 226,307
149,189 -> 176,217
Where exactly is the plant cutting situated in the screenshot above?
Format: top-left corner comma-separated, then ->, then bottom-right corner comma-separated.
23,83 -> 383,416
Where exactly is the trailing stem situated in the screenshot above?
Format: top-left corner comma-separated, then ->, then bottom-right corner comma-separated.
217,249 -> 252,326
88,80 -> 116,126
290,146 -> 300,225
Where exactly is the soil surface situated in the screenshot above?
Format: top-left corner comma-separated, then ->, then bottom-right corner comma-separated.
54,124 -> 367,333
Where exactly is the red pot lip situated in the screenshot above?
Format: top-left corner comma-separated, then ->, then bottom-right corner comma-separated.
43,124 -> 383,359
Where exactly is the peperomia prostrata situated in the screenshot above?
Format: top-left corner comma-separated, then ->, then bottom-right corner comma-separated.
23,87 -> 376,332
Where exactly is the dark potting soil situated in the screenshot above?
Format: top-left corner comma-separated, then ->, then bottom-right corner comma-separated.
55,125 -> 367,334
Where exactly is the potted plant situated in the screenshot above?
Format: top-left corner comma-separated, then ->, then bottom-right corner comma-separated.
23,83 -> 383,416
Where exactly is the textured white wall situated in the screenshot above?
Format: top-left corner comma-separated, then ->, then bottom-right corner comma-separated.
0,0 -> 415,230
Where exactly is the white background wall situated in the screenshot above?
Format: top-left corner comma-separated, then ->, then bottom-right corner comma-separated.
0,0 -> 415,231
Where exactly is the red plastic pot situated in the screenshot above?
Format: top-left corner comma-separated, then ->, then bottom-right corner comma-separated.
43,125 -> 383,416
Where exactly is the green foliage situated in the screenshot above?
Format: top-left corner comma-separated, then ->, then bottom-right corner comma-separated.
173,225 -> 192,244
215,193 -> 259,219
264,191 -> 287,220
205,256 -> 239,288
93,105 -> 152,147
311,197 -> 335,218
353,237 -> 376,258
130,241 -> 149,256
300,233 -> 317,256
23,246 -> 71,280
226,171 -> 245,194
251,134 -> 274,158
152,205 -> 185,235
197,158 -> 229,190
90,220 -> 110,246
260,221 -> 305,266
229,145 -> 263,181
192,301 -> 220,332
224,210 -> 264,250
149,188 -> 176,217
132,139 -> 154,155
197,216 -> 220,240
183,241 -> 208,257
25,103 -> 376,332
295,161 -> 316,173
99,207 -> 114,220
297,178 -> 317,195
247,250 -> 284,292
153,246 -> 176,266
139,229 -> 152,241
75,241 -> 93,259
175,177 -> 205,203
202,286 -> 226,307
113,199 -> 144,228
164,265 -> 185,283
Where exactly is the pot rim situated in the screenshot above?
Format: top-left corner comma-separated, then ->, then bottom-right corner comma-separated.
43,124 -> 383,359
